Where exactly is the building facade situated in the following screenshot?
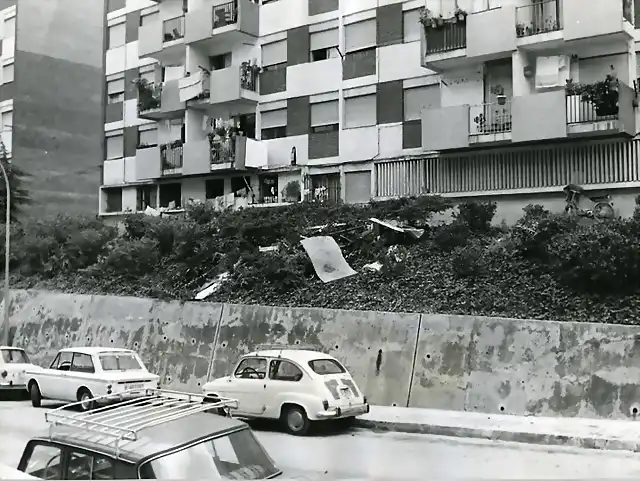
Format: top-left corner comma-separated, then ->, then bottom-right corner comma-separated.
1,0 -> 105,217
100,0 -> 640,223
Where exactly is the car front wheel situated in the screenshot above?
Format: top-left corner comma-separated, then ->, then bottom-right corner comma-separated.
77,388 -> 95,412
282,405 -> 311,436
30,382 -> 42,408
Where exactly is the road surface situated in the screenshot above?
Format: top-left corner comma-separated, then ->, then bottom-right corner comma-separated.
3,400 -> 640,479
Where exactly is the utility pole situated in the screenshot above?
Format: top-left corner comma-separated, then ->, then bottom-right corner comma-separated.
0,140 -> 10,346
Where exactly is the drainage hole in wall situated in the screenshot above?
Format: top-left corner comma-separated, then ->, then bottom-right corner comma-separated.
426,354 -> 431,359
392,403 -> 397,407
191,338 -> 196,345
294,340 -> 300,345
134,342 -> 139,348
221,341 -> 227,348
162,336 -> 167,341
166,376 -> 172,383
499,405 -> 505,412
334,345 -> 339,350
197,381 -> 201,387
633,407 -> 639,415
86,337 -> 91,342
110,339 -> 114,343
64,334 -> 69,339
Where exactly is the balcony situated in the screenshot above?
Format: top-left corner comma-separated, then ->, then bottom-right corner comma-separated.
138,15 -> 186,64
160,141 -> 184,174
515,0 -> 563,49
182,135 -> 267,175
136,78 -> 185,121
469,100 -> 513,145
563,0 -> 633,43
185,0 -> 259,55
420,9 -> 467,72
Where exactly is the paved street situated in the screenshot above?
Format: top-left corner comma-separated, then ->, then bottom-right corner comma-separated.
3,400 -> 640,479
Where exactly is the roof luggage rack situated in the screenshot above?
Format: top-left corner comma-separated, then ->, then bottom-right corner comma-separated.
44,389 -> 239,444
254,343 -> 320,352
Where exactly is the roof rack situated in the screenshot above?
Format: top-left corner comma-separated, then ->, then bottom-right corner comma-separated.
45,389 -> 239,444
254,343 -> 320,352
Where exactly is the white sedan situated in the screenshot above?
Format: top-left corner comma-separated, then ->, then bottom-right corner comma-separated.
0,346 -> 41,394
202,348 -> 369,435
26,347 -> 160,411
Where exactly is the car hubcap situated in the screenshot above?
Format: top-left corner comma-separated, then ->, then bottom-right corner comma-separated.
81,394 -> 91,410
288,410 -> 304,431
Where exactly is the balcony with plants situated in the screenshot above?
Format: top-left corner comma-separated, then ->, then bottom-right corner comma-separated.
515,0 -> 561,39
160,140 -> 184,173
469,84 -> 513,141
420,6 -> 467,55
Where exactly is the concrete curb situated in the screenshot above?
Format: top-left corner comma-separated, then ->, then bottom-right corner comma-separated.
353,419 -> 640,453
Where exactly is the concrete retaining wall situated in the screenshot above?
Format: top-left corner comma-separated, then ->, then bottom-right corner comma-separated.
5,290 -> 640,420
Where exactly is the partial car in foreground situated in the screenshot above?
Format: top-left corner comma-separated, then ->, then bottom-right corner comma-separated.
202,346 -> 369,435
0,346 -> 41,395
26,347 -> 160,410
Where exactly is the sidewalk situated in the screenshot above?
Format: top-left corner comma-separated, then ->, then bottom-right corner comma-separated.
354,406 -> 640,452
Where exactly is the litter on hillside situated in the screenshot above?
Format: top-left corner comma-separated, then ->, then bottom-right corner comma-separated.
300,236 -> 357,283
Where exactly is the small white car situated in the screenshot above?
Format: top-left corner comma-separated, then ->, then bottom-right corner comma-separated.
0,346 -> 41,393
26,347 -> 160,411
202,348 -> 369,435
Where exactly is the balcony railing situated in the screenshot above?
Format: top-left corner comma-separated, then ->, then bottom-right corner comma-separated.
470,100 -> 513,135
565,74 -> 621,124
210,137 -> 236,164
566,95 -> 619,124
161,141 -> 184,170
213,0 -> 238,29
136,79 -> 162,112
163,16 -> 185,42
515,0 -> 561,37
424,21 -> 466,54
240,62 -> 259,92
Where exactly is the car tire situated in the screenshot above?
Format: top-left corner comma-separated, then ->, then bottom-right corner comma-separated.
77,388 -> 95,412
30,382 -> 42,408
282,405 -> 311,436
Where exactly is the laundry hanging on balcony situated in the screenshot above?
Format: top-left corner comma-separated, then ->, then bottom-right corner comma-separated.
535,55 -> 569,89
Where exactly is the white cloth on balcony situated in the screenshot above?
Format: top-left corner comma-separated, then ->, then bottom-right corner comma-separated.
535,55 -> 563,89
179,71 -> 205,102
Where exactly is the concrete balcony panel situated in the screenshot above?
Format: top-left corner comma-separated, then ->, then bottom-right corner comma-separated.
103,158 -> 126,186
183,139 -> 211,176
515,0 -> 564,51
563,0 -> 633,42
185,0 -> 259,55
421,105 -> 470,151
466,6 -> 517,60
209,65 -> 259,113
138,79 -> 185,120
138,20 -> 163,59
135,147 -> 162,180
511,90 -> 567,143
138,16 -> 185,64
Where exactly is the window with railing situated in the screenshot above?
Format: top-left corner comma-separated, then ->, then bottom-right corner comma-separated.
210,137 -> 236,164
515,0 -> 561,37
470,101 -> 512,135
213,1 -> 238,29
160,140 -> 184,170
259,175 -> 278,204
306,174 -> 341,203
163,16 -> 185,42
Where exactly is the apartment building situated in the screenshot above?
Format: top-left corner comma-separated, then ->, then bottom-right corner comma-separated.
0,0 -> 105,217
100,0 -> 640,222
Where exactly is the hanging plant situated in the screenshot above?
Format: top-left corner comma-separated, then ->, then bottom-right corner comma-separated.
565,66 -> 620,117
454,7 -> 467,22
133,78 -> 161,111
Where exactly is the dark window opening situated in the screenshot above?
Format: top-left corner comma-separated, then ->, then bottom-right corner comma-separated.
231,176 -> 252,198
210,52 -> 232,70
237,114 -> 256,139
259,175 -> 278,203
159,182 -> 182,208
136,185 -> 156,211
311,123 -> 339,133
311,48 -> 328,62
104,187 -> 123,213
205,179 -> 225,199
261,126 -> 286,140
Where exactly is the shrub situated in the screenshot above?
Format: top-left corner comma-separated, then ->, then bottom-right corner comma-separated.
454,201 -> 497,233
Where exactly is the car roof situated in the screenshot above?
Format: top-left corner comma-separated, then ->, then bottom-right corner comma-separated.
41,410 -> 247,463
58,347 -> 135,355
245,349 -> 337,362
0,345 -> 25,350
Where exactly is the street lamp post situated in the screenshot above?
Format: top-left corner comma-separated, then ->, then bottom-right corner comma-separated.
0,141 -> 10,346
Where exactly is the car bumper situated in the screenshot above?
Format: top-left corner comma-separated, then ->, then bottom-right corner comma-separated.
0,382 -> 27,391
316,403 -> 369,419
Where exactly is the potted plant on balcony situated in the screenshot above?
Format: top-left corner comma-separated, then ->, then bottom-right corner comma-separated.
240,61 -> 261,91
418,7 -> 444,30
565,66 -> 620,117
207,118 -> 241,164
133,78 -> 161,111
490,84 -> 507,105
453,6 -> 467,23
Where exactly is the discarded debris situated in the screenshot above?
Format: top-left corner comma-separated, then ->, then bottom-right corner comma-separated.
194,272 -> 230,300
259,245 -> 279,253
363,261 -> 383,272
370,217 -> 425,241
300,236 -> 357,283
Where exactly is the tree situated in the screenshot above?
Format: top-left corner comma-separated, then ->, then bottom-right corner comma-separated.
0,146 -> 30,223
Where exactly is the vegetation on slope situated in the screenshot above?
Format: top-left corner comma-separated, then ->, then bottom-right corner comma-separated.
4,196 -> 640,324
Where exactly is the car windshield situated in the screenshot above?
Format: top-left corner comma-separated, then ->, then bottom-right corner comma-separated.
149,428 -> 280,480
99,353 -> 143,371
308,358 -> 345,375
1,348 -> 30,364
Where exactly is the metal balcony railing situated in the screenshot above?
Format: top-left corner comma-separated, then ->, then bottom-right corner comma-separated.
470,100 -> 513,135
240,62 -> 259,92
210,137 -> 236,164
163,16 -> 185,42
566,94 -> 619,124
161,142 -> 184,170
424,22 -> 466,54
515,0 -> 561,37
213,0 -> 238,29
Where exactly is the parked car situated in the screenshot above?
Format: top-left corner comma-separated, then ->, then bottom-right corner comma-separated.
201,346 -> 369,435
13,390 -> 284,480
25,347 -> 160,411
0,346 -> 41,394
0,462 -> 39,479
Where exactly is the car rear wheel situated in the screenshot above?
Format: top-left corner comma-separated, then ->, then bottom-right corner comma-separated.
78,388 -> 95,412
282,405 -> 310,436
30,382 -> 42,408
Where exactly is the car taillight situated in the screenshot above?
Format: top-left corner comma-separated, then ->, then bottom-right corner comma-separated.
1,370 -> 6,378
107,384 -> 112,394
322,400 -> 329,410
363,396 -> 367,404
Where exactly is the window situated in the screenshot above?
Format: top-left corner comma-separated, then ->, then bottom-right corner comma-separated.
3,16 -> 15,39
205,178 -> 225,199
259,175 -> 278,203
308,359 -> 345,375
22,443 -> 62,479
106,133 -> 124,160
2,63 -> 13,84
70,353 -> 95,374
231,176 -> 251,198
210,53 -> 232,70
260,108 -> 287,139
163,16 -> 185,42
403,9 -> 421,43
65,451 -> 116,480
310,28 -> 339,62
404,85 -> 440,121
344,94 -> 376,128
269,360 -> 303,381
99,352 -> 143,371
104,187 -> 123,213
0,348 -> 29,363
106,78 -> 125,104
136,185 -> 156,211
107,22 -> 126,49
234,357 -> 267,379
261,40 -> 287,67
138,127 -> 157,148
311,99 -> 339,133
50,351 -> 73,370
158,182 -> 182,208
344,19 -> 376,53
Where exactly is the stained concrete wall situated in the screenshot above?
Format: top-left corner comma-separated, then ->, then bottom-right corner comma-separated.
5,289 -> 640,420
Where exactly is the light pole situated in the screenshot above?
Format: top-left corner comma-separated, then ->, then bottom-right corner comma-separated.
0,140 -> 9,346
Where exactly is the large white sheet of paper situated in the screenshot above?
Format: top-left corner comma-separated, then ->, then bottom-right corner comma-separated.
301,236 -> 357,283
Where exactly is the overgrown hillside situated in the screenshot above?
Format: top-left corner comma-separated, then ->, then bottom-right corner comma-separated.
5,196 -> 640,324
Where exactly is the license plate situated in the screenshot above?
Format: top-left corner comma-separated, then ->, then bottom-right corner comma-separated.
125,383 -> 144,390
340,388 -> 352,399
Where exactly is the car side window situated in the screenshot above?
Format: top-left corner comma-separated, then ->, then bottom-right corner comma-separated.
23,443 -> 62,479
269,360 -> 303,382
234,357 -> 267,379
48,353 -> 60,369
66,451 -> 115,480
57,351 -> 73,371
71,353 -> 96,374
